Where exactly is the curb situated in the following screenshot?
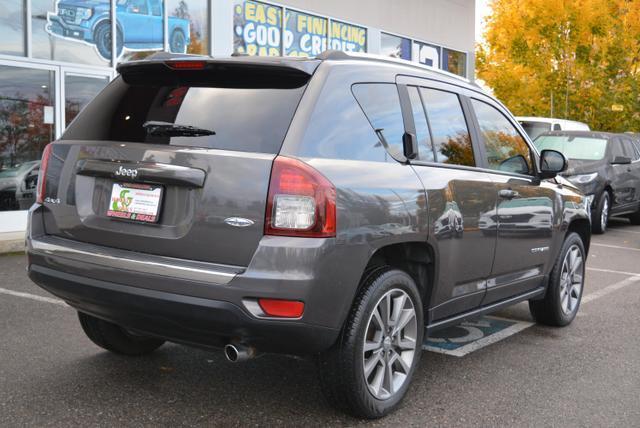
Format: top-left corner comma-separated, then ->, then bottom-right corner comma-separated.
0,232 -> 26,255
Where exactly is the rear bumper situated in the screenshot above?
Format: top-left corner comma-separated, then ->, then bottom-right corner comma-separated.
28,263 -> 339,355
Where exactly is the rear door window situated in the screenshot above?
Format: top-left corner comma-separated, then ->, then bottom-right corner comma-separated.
63,74 -> 307,155
419,88 -> 475,167
352,83 -> 405,160
621,137 -> 639,161
471,99 -> 533,175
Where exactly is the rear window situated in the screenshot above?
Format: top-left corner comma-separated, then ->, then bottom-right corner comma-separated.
519,121 -> 551,141
534,135 -> 608,161
63,74 -> 307,154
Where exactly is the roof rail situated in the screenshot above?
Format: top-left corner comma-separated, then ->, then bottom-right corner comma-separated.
316,50 -> 471,84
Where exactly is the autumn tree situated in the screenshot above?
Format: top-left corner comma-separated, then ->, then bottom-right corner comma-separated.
477,0 -> 640,132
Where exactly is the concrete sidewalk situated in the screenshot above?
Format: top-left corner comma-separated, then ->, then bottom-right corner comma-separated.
0,232 -> 25,254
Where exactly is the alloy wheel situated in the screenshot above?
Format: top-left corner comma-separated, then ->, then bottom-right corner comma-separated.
601,196 -> 609,231
362,289 -> 418,400
559,244 -> 584,315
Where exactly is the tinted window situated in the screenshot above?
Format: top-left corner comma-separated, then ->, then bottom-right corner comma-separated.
150,0 -> 162,16
472,100 -> 532,175
352,84 -> 405,160
420,88 -> 474,167
408,87 -> 435,162
63,76 -> 306,154
610,139 -> 626,159
534,135 -> 608,160
519,121 -> 551,141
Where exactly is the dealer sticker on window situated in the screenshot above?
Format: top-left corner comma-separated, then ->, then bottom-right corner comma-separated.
107,183 -> 163,223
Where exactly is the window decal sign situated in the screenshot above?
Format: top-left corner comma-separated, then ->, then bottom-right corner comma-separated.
234,1 -> 367,57
45,0 -> 191,61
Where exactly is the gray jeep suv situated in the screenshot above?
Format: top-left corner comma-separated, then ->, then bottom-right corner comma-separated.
27,51 -> 591,418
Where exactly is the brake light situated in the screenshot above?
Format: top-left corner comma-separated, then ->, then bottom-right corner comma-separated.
265,156 -> 336,237
165,60 -> 206,70
36,144 -> 53,204
258,299 -> 305,318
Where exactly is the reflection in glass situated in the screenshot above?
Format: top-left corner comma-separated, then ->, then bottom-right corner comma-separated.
407,87 -> 435,162
284,10 -> 327,57
64,75 -> 109,128
353,84 -> 405,160
0,66 -> 55,212
233,0 -> 282,56
168,0 -> 208,54
443,48 -> 467,77
380,33 -> 410,60
472,99 -> 532,174
32,0 -> 110,66
420,88 -> 474,167
0,2 -> 25,56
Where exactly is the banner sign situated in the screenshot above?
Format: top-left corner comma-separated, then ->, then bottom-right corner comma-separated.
234,1 -> 367,57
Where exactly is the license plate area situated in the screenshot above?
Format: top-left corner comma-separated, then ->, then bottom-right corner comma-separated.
107,182 -> 163,223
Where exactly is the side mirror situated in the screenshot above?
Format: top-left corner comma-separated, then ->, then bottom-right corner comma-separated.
539,149 -> 567,179
612,156 -> 632,165
403,132 -> 418,160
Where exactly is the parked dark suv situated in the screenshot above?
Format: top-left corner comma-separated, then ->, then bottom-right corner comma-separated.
27,52 -> 591,418
535,131 -> 640,234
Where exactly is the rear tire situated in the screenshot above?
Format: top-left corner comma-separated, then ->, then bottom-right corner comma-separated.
592,191 -> 610,234
78,312 -> 165,356
317,267 -> 424,419
529,232 -> 585,327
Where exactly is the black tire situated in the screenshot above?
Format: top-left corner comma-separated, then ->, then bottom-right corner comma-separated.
628,209 -> 640,225
169,29 -> 186,53
529,232 -> 586,326
94,22 -> 123,60
78,312 -> 165,356
592,191 -> 610,234
317,267 -> 424,419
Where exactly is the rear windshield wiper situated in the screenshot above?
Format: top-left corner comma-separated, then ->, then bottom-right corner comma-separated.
143,121 -> 216,137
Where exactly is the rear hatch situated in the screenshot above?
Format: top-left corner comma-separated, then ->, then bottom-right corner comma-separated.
40,57 -> 316,266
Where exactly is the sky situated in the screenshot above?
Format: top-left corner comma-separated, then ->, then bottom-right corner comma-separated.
476,0 -> 491,44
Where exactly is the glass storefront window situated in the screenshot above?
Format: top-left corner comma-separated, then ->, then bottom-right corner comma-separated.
233,0 -> 282,56
413,41 -> 441,68
31,0 -> 111,66
0,65 -> 55,211
284,9 -> 327,57
0,1 -> 25,56
381,33 -> 411,60
64,74 -> 110,128
167,0 -> 209,55
116,0 -> 165,62
329,20 -> 367,53
443,48 -> 467,77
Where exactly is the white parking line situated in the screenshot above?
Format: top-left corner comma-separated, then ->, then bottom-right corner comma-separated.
605,228 -> 640,235
591,243 -> 640,252
0,287 -> 67,307
582,275 -> 640,305
587,267 -> 640,276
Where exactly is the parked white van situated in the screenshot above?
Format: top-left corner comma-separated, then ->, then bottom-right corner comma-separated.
516,117 -> 590,140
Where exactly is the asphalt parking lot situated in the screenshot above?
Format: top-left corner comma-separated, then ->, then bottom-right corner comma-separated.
2,219 -> 640,427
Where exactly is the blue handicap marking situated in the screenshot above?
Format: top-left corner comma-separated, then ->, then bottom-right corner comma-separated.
424,316 -> 532,356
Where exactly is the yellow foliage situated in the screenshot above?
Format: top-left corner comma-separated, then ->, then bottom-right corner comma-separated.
477,0 -> 640,132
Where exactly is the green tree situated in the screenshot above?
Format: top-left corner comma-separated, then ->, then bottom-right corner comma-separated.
477,0 -> 640,132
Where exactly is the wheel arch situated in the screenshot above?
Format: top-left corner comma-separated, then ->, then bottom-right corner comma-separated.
358,241 -> 436,313
567,218 -> 591,254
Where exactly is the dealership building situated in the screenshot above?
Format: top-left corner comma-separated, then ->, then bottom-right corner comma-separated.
0,0 -> 475,244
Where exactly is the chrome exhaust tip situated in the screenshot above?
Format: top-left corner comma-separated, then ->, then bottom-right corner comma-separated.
224,343 -> 255,363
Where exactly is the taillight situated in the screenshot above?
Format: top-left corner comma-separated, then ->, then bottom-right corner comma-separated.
265,156 -> 336,237
36,144 -> 53,204
258,298 -> 305,318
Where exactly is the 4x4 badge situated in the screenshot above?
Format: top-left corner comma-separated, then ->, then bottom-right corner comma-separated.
224,217 -> 254,228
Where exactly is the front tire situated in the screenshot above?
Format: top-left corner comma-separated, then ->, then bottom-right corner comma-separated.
78,312 -> 165,356
317,268 -> 424,419
94,23 -> 123,60
592,191 -> 610,234
529,232 -> 585,326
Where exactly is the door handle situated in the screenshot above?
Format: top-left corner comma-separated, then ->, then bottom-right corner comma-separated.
499,189 -> 519,199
